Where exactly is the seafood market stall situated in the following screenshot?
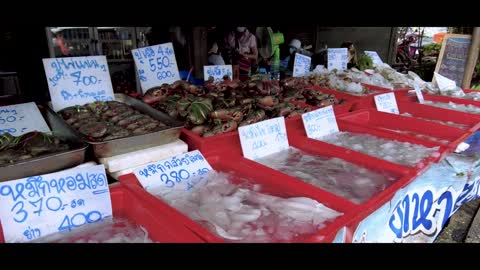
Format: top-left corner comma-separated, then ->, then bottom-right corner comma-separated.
3,42 -> 480,243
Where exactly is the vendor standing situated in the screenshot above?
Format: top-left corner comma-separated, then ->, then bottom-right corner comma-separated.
223,27 -> 258,81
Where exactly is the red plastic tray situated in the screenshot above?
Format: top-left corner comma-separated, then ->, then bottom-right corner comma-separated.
349,92 -> 480,133
286,116 -> 447,173
0,184 -> 204,243
119,154 -> 359,243
337,109 -> 472,152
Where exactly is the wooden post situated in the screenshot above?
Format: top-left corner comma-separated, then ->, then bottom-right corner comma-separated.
462,27 -> 480,89
191,27 -> 208,80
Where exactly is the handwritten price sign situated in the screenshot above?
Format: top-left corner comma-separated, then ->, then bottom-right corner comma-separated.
328,48 -> 348,71
133,150 -> 213,193
374,93 -> 399,114
302,105 -> 339,139
132,42 -> 181,93
238,117 -> 289,160
0,102 -> 51,136
204,65 -> 233,82
43,56 -> 115,112
0,164 -> 112,243
293,53 -> 312,77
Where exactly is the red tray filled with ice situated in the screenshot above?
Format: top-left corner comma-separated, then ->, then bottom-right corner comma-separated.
0,184 -> 204,243
286,117 -> 445,173
119,156 -> 356,243
338,109 -> 472,151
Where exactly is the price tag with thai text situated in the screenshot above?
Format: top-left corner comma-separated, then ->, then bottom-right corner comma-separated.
204,65 -> 233,82
133,150 -> 213,193
132,42 -> 181,93
43,56 -> 115,112
0,102 -> 51,136
238,117 -> 289,160
374,92 -> 399,114
302,105 -> 339,139
293,53 -> 312,77
328,48 -> 348,71
0,164 -> 112,243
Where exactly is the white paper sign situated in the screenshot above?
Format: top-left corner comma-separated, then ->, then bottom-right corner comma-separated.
0,164 -> 112,243
132,42 -> 181,93
328,48 -> 348,71
414,85 -> 425,104
374,93 -> 399,114
364,51 -> 383,66
0,102 -> 51,136
238,117 -> 289,160
434,72 -> 457,92
293,53 -> 312,77
302,105 -> 339,139
133,150 -> 213,193
43,56 -> 115,112
203,65 -> 233,82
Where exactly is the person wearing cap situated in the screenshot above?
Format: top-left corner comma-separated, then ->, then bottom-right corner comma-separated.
280,39 -> 301,74
208,42 -> 226,65
223,27 -> 258,81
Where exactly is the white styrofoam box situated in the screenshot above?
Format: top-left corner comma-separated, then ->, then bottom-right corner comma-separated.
98,139 -> 188,173
109,167 -> 136,180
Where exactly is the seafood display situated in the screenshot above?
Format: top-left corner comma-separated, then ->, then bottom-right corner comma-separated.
320,131 -> 441,167
304,68 -> 379,96
141,78 -> 346,137
149,171 -> 342,242
0,131 -> 70,167
31,217 -> 154,243
255,147 -> 398,204
422,100 -> 480,115
400,113 -> 470,130
58,101 -> 169,142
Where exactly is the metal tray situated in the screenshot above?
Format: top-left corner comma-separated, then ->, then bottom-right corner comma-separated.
0,105 -> 88,182
49,93 -> 184,158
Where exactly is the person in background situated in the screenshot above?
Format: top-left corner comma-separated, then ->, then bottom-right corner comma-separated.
223,27 -> 258,81
281,39 -> 302,71
208,42 -> 225,65
278,39 -> 301,78
341,41 -> 358,69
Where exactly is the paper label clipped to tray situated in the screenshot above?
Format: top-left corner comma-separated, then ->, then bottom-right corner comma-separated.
0,164 -> 112,243
374,92 -> 399,114
133,150 -> 213,193
132,42 -> 181,93
43,56 -> 116,112
302,105 -> 339,139
238,116 -> 289,160
204,65 -> 233,82
0,102 -> 51,136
